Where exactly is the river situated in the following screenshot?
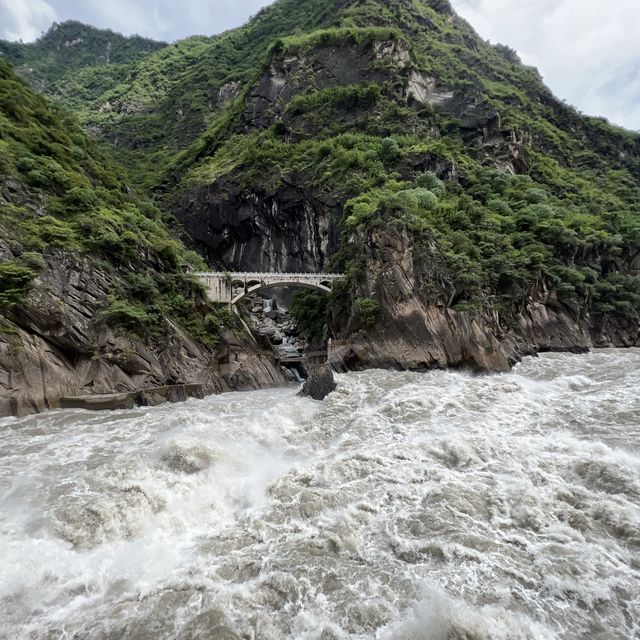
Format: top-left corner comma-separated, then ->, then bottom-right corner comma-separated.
1,350 -> 639,639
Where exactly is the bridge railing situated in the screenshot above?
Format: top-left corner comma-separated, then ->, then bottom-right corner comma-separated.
194,272 -> 344,279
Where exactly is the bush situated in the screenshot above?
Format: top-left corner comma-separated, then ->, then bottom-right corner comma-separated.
379,137 -> 401,163
19,251 -> 45,270
21,215 -> 79,249
58,186 -> 99,214
0,262 -> 37,305
291,290 -> 328,338
345,192 -> 380,228
123,273 -> 159,303
102,297 -> 158,334
415,171 -> 446,197
354,297 -> 379,327
395,188 -> 439,211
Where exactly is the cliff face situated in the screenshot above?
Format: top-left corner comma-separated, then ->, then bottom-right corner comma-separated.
0,60 -> 286,418
332,227 -> 639,374
173,33 -> 504,270
0,254 -> 285,417
175,176 -> 340,273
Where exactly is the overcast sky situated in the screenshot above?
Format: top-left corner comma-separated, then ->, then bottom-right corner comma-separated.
1,0 -> 638,131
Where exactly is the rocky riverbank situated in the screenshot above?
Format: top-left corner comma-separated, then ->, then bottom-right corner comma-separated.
0,256 -> 287,418
330,227 -> 640,373
3,244 -> 637,418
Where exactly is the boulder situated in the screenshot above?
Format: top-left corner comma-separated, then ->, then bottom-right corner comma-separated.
299,365 -> 337,401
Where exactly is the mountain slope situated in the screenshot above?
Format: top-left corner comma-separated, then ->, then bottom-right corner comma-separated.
1,2 -> 367,186
167,0 -> 640,368
3,0 -> 639,380
0,59 -> 283,416
0,21 -> 165,111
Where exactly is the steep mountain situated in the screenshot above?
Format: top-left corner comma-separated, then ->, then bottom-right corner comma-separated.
0,59 -> 283,417
0,5 -> 344,186
2,0 -> 639,409
166,0 -> 640,369
0,21 -> 165,113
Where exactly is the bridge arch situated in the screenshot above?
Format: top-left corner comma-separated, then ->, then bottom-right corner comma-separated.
194,272 -> 344,305
231,280 -> 332,306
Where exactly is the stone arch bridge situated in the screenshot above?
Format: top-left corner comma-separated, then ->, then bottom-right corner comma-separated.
195,272 -> 344,306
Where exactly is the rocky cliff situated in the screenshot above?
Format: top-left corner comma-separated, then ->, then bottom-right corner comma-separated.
2,0 -> 640,414
0,253 -> 285,417
332,227 -> 639,374
0,60 -> 286,417
169,4 -> 640,371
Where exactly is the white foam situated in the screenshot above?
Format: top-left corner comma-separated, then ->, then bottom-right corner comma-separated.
1,350 -> 639,638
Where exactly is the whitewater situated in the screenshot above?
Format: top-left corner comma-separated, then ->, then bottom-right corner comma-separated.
1,350 -> 639,639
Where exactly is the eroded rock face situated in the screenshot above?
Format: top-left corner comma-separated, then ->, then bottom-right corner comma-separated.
175,176 -> 340,272
332,227 -> 513,372
405,71 -> 454,107
244,39 -> 410,130
0,255 -> 286,418
332,227 -> 639,374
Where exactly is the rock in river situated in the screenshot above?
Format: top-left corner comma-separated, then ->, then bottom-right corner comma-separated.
299,365 -> 337,401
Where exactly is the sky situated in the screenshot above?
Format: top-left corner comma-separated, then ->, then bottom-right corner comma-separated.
1,0 -> 638,131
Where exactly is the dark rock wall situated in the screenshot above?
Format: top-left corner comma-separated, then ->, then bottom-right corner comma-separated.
176,178 -> 341,273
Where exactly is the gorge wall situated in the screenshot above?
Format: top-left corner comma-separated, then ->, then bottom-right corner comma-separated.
1,0 -> 640,416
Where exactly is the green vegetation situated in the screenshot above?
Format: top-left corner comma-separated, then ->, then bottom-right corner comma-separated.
2,0 -> 639,343
271,26 -> 402,55
0,21 -> 164,77
354,297 -> 380,327
0,56 -> 199,262
287,83 -> 382,117
291,291 -> 329,339
0,58 -> 226,345
0,262 -> 37,306
0,1 -> 359,185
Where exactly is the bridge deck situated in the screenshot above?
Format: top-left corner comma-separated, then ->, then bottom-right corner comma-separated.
194,271 -> 344,306
194,272 -> 344,279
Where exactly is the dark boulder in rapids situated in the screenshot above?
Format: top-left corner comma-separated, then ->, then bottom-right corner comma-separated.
300,365 -> 337,401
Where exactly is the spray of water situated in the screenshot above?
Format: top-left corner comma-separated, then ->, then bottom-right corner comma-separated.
1,350 -> 639,639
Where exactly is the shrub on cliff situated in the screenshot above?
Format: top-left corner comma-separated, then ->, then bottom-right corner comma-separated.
354,297 -> 379,327
291,290 -> 329,339
0,262 -> 37,306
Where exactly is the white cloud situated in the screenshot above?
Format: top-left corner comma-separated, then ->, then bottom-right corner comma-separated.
451,0 -> 640,130
50,0 -> 269,41
72,0 -> 156,38
0,0 -> 57,41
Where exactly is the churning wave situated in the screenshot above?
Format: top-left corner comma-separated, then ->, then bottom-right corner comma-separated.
0,350 -> 639,639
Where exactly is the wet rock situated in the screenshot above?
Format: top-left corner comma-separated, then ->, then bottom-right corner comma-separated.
136,391 -> 166,407
300,365 -> 337,401
59,393 -> 135,411
179,610 -> 240,640
0,255 -> 287,418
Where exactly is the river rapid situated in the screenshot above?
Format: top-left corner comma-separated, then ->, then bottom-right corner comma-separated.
1,350 -> 639,639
